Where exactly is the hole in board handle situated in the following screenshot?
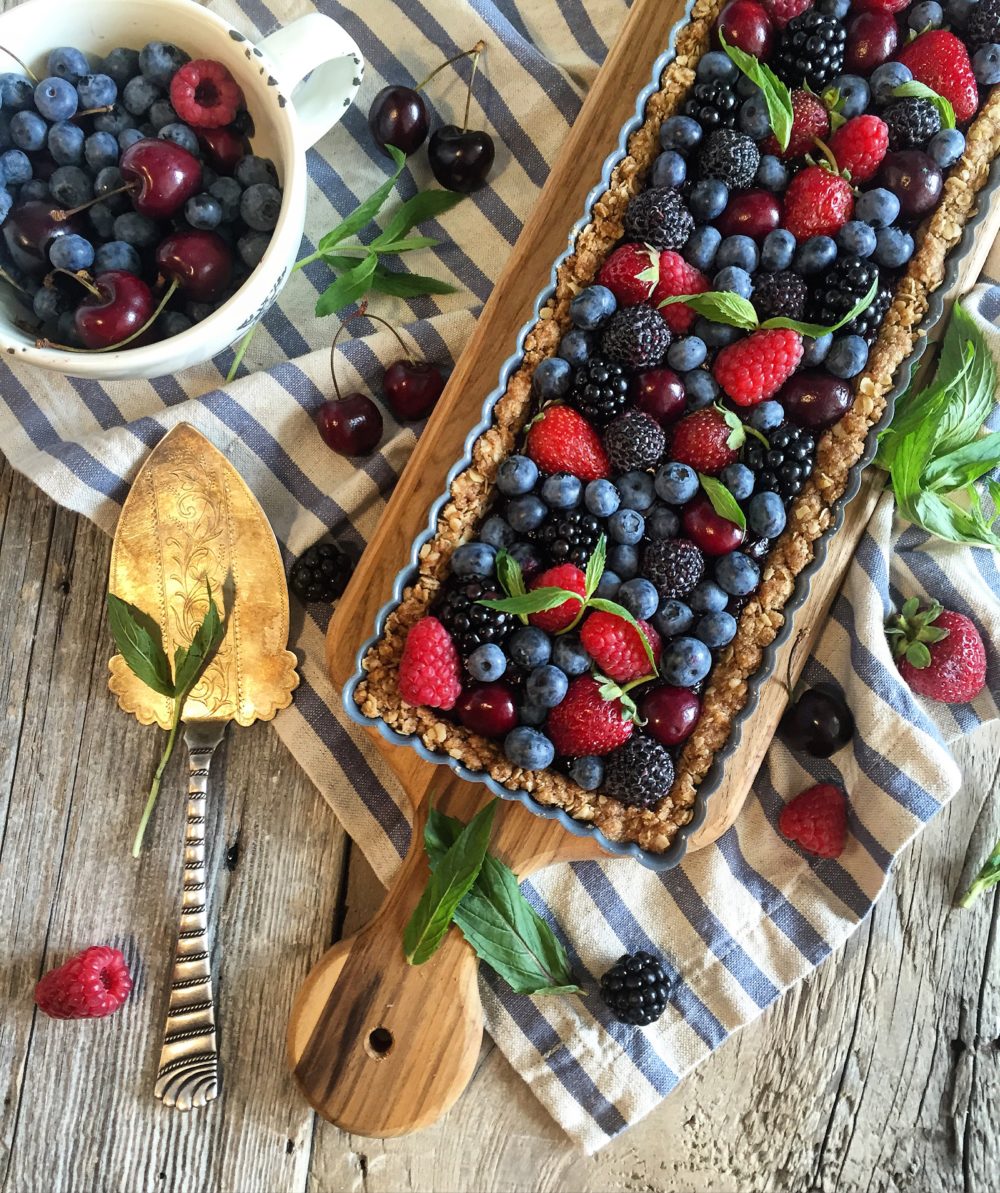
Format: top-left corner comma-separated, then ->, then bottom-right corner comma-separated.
365,1027 -> 394,1059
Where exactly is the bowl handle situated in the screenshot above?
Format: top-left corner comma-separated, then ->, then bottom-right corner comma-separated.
258,13 -> 364,150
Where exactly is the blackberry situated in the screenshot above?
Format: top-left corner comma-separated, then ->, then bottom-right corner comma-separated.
810,256 -> 892,345
600,306 -> 672,370
622,186 -> 694,251
437,578 -> 514,658
599,950 -> 671,1026
604,411 -> 666,474
602,735 -> 676,809
289,542 -> 355,603
683,80 -> 739,131
773,10 -> 846,91
697,128 -> 760,190
642,539 -> 704,598
569,356 -> 630,426
752,270 -> 808,322
969,0 -> 1000,49
743,423 -> 816,503
884,98 -> 940,151
532,508 -> 603,567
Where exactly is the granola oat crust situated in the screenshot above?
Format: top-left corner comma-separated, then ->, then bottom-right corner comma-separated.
355,6 -> 1000,854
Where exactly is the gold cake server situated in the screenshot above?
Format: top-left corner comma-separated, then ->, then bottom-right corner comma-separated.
108,422 -> 298,1110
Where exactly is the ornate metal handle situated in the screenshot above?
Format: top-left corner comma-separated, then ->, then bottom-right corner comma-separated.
154,720 -> 227,1110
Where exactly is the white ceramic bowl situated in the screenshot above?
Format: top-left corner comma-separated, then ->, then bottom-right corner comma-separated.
0,0 -> 363,379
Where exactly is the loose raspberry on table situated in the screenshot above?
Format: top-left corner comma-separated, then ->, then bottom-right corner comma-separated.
653,251 -> 709,334
580,611 -> 662,684
34,945 -> 133,1020
529,563 -> 587,633
713,329 -> 803,406
398,616 -> 462,710
170,59 -> 244,129
778,783 -> 848,858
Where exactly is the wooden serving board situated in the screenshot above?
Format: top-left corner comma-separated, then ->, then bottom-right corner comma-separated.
288,0 -> 1000,1140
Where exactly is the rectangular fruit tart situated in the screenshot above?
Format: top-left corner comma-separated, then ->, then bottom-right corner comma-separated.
349,0 -> 1000,860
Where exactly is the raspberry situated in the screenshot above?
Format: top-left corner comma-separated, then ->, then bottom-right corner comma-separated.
698,129 -> 760,190
896,32 -> 979,124
622,187 -> 694,251
600,950 -> 671,1025
773,10 -> 846,91
829,114 -> 888,181
529,563 -> 587,632
713,329 -> 803,407
761,0 -> 811,28
762,89 -> 829,159
604,410 -> 666,473
642,539 -> 705,599
888,601 -> 987,704
170,59 -> 244,129
525,405 -> 610,481
34,945 -> 133,1020
398,616 -> 462,709
602,735 -> 675,808
670,409 -> 739,474
547,675 -> 635,756
652,250 -> 709,334
598,243 -> 660,306
600,305 -> 672,370
751,271 -> 807,322
883,100 -> 940,152
778,783 -> 848,858
782,165 -> 854,239
580,611 -> 662,683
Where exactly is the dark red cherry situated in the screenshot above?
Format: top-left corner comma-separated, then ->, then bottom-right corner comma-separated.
74,270 -> 154,349
156,230 -> 233,302
877,151 -> 943,219
120,138 -> 202,219
682,494 -> 745,556
197,126 -> 247,174
844,11 -> 898,75
780,683 -> 855,757
715,0 -> 774,58
631,368 -> 686,426
716,190 -> 782,240
641,686 -> 702,747
456,682 -> 518,738
368,85 -> 430,156
316,393 -> 384,457
428,125 -> 495,193
2,201 -> 85,273
779,371 -> 854,430
383,358 -> 446,420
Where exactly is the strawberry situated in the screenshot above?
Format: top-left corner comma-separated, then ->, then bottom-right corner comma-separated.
762,89 -> 829,159
529,563 -> 587,633
652,250 -> 709,334
579,611 -> 662,683
526,405 -> 610,481
760,0 -> 810,27
713,328 -> 803,406
779,784 -> 848,859
887,599 -> 987,704
782,165 -> 854,239
896,32 -> 979,124
398,616 -> 462,710
670,408 -> 740,474
829,114 -> 888,182
598,243 -> 660,306
546,675 -> 635,756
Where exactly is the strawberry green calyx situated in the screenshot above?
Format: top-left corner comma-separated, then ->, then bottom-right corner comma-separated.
885,597 -> 950,669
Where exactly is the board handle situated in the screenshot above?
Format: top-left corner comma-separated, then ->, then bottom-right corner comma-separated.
287,801 -> 484,1137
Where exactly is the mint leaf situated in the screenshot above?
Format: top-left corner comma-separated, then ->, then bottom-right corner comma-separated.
318,145 -> 406,250
496,548 -> 527,599
371,188 -> 465,248
403,798 -> 497,965
172,583 -> 225,699
587,598 -> 658,674
658,290 -> 758,330
314,253 -> 379,317
715,403 -> 748,451
958,838 -> 1000,907
478,587 -> 579,616
368,267 -> 458,298
584,533 -> 607,599
893,80 -> 956,129
720,31 -> 794,150
107,593 -> 175,698
762,278 -> 878,337
699,473 -> 747,532
368,235 -> 441,254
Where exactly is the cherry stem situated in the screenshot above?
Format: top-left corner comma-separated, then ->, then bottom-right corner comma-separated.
0,44 -> 37,82
416,39 -> 485,93
357,310 -> 415,363
36,278 -> 179,354
329,299 -> 370,400
52,183 -> 135,221
46,267 -> 101,297
75,103 -> 116,118
462,41 -> 485,133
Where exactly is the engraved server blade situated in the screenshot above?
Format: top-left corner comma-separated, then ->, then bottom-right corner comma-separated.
108,422 -> 298,1110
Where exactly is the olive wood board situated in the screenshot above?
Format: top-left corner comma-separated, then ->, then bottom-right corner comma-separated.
288,0 -> 1000,1141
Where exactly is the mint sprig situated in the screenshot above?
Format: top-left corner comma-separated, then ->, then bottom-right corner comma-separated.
715,403 -> 769,451
720,31 -> 794,151
892,80 -> 956,130
659,282 -> 878,340
700,472 -> 747,532
958,837 -> 1000,907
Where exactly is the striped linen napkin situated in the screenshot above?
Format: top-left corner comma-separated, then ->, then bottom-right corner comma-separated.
1,0 -> 998,1153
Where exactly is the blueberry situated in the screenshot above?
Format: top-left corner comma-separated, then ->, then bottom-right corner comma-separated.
113,211 -> 159,248
616,470 -> 656,512
77,73 -> 117,109
736,75 -> 760,99
480,515 -> 515,549
94,239 -> 141,275
558,327 -> 592,368
652,150 -> 687,189
148,99 -> 178,131
690,179 -> 729,222
49,166 -> 92,208
527,664 -> 569,709
585,478 -> 620,517
93,105 -> 136,137
10,111 -> 47,152
87,201 -> 116,240
927,128 -> 966,169
749,400 -> 784,433
683,225 -> 721,272
452,542 -> 496,578
608,543 -> 639,579
497,454 -> 539,497
94,165 -> 129,209
184,193 -> 223,230
873,226 -> 914,268
683,369 -> 719,409
101,48 -> 140,87
82,131 -> 119,172
831,75 -> 870,119
507,494 -> 548,533
18,178 -> 48,203
609,507 -> 645,545
569,756 -> 604,791
755,154 -> 788,193
122,75 -> 161,116
716,235 -> 758,273
715,551 -> 760,596
34,76 -> 78,122
761,228 -> 796,272
48,122 -> 85,165
695,611 -> 738,648
0,112 -> 10,151
56,308 -> 83,348
908,0 -> 943,30
47,47 -> 89,84
667,335 -> 707,371
870,62 -> 912,106
468,643 -> 507,682
533,355 -> 572,398
654,598 -> 694,638
646,504 -> 680,540
237,231 -> 271,270
794,235 -> 837,275
139,42 -> 190,88
800,332 -> 833,366
738,93 -> 771,140
856,187 -> 900,228
661,636 -> 713,686
159,122 -> 200,156
1,74 -> 34,114
508,541 -> 543,575
660,114 -> 702,152
712,266 -> 753,300
235,155 -> 279,188
748,491 -> 787,538
655,462 -> 699,505
33,285 -> 68,323
203,180 -> 240,227
690,581 -> 729,614
946,0 -> 976,28
0,149 -> 31,186
509,626 -> 552,669
241,182 -> 282,232
542,472 -> 582,509
553,635 -> 592,677
504,726 -> 555,770
818,0 -> 850,16
721,462 -> 754,501
49,233 -> 94,272
697,50 -> 739,83
570,284 -> 617,331
837,220 -> 877,258
518,702 -> 548,727
594,568 -> 622,600
974,43 -> 1000,85
185,301 -> 215,323
826,334 -> 869,379
618,577 -> 659,620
